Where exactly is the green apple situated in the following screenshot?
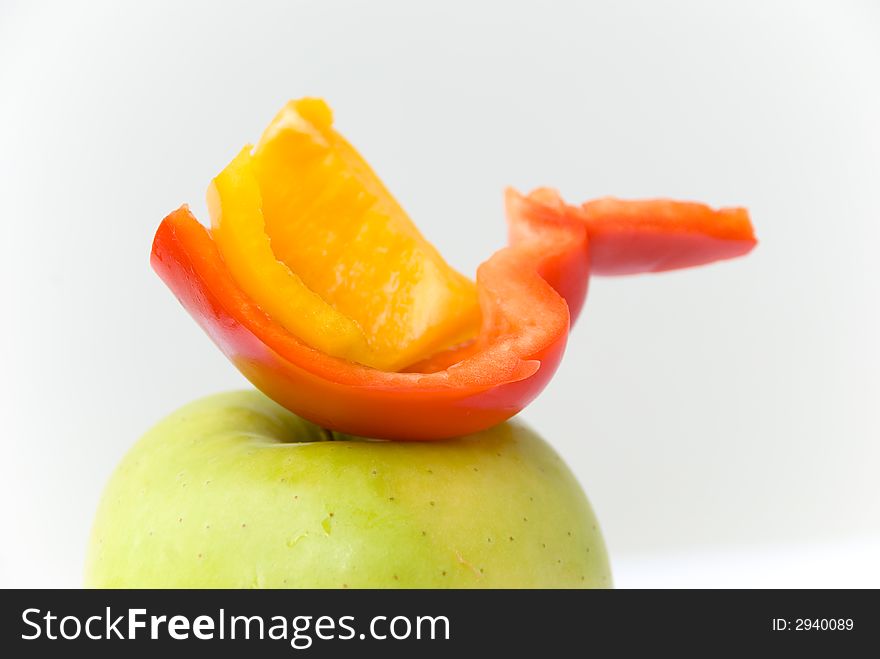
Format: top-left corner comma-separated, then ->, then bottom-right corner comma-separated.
86,390 -> 611,588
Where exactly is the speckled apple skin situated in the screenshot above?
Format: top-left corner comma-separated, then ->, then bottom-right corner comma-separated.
86,390 -> 611,588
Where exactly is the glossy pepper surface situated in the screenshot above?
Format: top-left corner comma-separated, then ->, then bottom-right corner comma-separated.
152,99 -> 755,440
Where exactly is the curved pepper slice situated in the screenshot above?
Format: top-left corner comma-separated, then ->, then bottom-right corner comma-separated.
153,184 -> 755,439
151,195 -> 588,440
580,195 -> 756,275
502,188 -> 756,278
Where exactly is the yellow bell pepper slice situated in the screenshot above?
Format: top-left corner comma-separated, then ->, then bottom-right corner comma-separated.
208,99 -> 480,371
208,148 -> 372,360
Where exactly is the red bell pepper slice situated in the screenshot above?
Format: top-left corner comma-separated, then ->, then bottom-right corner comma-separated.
579,195 -> 757,275
151,194 -> 589,441
505,188 -> 756,278
152,185 -> 754,440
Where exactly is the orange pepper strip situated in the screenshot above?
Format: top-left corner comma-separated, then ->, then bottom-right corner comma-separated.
224,99 -> 481,371
151,193 -> 588,440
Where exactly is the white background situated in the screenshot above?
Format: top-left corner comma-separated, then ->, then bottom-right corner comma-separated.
1,0 -> 878,588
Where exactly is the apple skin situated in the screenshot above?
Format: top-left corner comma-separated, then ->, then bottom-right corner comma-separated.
86,390 -> 611,588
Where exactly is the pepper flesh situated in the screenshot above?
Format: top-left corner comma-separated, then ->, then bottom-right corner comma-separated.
511,188 -> 756,276
208,147 -> 372,361
152,102 -> 757,440
210,99 -> 479,371
151,194 -> 587,440
401,189 -> 757,384
580,195 -> 756,275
